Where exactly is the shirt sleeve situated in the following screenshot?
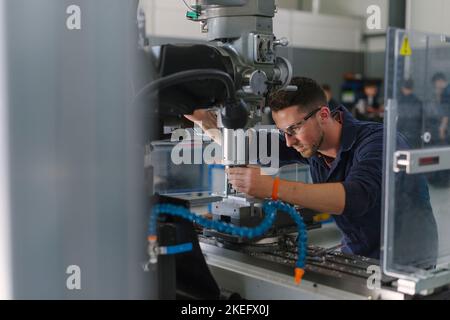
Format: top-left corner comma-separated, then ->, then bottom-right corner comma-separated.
443,86 -> 450,105
341,131 -> 383,218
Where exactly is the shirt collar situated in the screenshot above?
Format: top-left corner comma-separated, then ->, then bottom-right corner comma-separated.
338,106 -> 359,152
311,105 -> 358,164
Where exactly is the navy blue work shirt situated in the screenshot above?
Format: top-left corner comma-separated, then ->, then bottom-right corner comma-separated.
276,106 -> 437,262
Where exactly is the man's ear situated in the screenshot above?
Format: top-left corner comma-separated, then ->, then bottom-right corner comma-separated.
318,107 -> 330,121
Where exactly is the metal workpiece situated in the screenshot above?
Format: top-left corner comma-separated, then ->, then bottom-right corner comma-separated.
205,196 -> 320,245
211,195 -> 263,222
208,195 -> 265,239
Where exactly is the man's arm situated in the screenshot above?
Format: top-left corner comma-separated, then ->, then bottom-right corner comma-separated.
228,132 -> 383,217
227,166 -> 345,215
278,180 -> 345,215
439,116 -> 448,141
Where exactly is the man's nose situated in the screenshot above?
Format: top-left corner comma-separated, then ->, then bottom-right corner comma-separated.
285,133 -> 298,147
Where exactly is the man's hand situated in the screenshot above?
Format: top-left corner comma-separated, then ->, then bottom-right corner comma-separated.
184,109 -> 222,144
440,116 -> 449,141
227,167 -> 346,214
184,109 -> 217,129
440,127 -> 447,141
226,166 -> 274,199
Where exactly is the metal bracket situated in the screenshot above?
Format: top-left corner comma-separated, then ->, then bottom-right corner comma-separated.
397,268 -> 450,295
394,147 -> 450,174
253,34 -> 275,64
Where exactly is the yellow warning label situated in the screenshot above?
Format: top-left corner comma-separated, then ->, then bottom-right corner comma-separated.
400,36 -> 412,56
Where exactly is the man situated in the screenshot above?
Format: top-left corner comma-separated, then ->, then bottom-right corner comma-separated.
432,72 -> 450,104
424,73 -> 450,188
398,79 -> 423,148
354,80 -> 384,123
185,77 -> 437,265
431,72 -> 450,142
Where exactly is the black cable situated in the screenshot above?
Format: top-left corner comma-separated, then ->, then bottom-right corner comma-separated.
181,0 -> 198,12
132,69 -> 236,108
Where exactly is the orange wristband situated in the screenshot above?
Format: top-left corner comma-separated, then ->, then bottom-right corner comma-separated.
272,177 -> 280,200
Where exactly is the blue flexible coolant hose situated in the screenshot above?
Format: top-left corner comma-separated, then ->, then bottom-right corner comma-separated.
148,200 -> 308,283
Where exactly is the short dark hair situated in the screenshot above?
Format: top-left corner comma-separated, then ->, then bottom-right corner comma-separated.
401,79 -> 414,89
364,79 -> 379,88
322,84 -> 331,91
268,77 -> 327,113
432,72 -> 447,83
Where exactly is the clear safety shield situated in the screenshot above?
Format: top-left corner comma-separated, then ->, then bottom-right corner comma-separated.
383,28 -> 450,294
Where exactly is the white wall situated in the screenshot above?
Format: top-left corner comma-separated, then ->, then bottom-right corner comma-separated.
318,0 -> 389,53
142,0 -> 450,54
275,10 -> 363,51
142,0 -> 364,52
320,0 -> 388,32
408,0 -> 450,35
276,0 -> 300,10
141,0 -> 207,41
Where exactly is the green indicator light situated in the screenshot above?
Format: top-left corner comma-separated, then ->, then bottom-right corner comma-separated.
186,11 -> 200,21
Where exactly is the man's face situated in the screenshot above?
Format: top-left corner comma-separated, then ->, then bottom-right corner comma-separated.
434,79 -> 448,94
401,87 -> 413,96
364,85 -> 378,97
272,105 -> 324,158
